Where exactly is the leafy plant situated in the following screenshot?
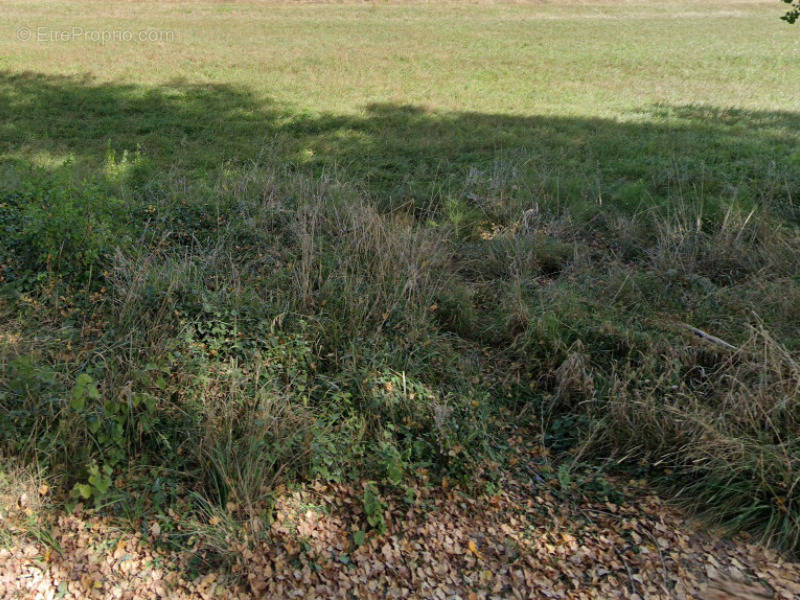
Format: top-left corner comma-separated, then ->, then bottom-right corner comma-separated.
0,164 -> 122,284
71,462 -> 113,505
362,482 -> 387,535
782,0 -> 800,24
69,374 -> 100,412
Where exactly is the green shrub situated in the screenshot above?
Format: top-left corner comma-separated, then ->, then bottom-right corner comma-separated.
0,162 -> 123,285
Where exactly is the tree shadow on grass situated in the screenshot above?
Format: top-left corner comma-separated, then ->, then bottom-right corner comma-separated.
3,71 -> 800,581
2,69 -> 799,220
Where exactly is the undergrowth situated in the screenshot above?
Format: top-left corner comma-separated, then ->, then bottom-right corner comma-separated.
1,138 -> 799,564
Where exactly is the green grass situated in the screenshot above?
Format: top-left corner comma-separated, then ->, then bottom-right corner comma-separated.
2,1 -> 799,214
1,0 -> 800,562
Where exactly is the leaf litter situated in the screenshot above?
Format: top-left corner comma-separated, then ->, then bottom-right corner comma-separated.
2,475 -> 800,599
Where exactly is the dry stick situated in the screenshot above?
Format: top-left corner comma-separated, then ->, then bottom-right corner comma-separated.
583,508 -> 669,599
642,527 -> 671,597
613,545 -> 641,597
679,323 -> 738,351
580,508 -> 644,598
385,556 -> 414,591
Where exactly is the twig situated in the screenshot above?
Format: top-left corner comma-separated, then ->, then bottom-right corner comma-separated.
642,527 -> 671,598
679,323 -> 738,351
613,545 -> 640,597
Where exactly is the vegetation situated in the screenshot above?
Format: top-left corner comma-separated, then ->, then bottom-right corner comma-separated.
1,0 -> 799,575
783,0 -> 800,23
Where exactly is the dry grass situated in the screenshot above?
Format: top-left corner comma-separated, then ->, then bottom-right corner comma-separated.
598,325 -> 800,551
1,0 -> 799,586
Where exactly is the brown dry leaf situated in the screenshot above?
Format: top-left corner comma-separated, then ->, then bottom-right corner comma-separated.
467,540 -> 483,560
3,472 -> 800,600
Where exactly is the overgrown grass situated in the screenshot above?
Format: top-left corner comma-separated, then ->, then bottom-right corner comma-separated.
1,0 -> 799,563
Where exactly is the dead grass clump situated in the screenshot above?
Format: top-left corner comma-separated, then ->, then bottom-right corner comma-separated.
597,326 -> 800,552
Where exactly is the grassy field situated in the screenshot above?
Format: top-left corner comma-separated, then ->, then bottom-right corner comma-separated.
2,0 -> 800,569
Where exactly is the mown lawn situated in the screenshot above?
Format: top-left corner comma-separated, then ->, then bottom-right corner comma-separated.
1,0 -> 800,572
